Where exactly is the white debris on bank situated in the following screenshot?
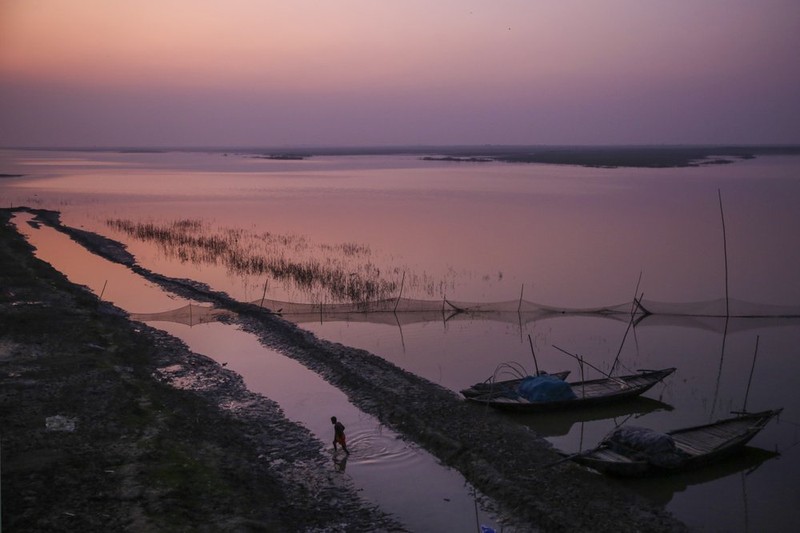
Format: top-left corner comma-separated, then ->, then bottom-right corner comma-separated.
45,415 -> 77,432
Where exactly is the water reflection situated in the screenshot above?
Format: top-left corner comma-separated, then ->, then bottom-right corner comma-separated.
332,452 -> 349,473
129,303 -> 234,326
509,396 -> 675,438
624,446 -> 781,507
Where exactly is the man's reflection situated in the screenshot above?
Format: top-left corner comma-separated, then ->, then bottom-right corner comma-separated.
333,452 -> 349,472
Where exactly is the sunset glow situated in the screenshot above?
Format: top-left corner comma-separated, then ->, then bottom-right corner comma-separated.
1,0 -> 798,146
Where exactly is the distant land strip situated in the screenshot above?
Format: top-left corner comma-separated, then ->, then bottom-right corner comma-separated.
7,144 -> 800,169
273,144 -> 800,168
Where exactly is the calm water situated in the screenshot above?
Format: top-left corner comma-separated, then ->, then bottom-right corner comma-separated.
3,149 -> 799,531
10,212 -> 502,533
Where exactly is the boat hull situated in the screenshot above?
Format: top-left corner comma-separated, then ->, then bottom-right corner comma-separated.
572,409 -> 783,477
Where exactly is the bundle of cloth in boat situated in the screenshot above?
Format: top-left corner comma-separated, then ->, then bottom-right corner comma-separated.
601,426 -> 688,467
517,374 -> 577,402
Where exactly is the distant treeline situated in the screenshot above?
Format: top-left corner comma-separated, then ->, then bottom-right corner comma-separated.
240,144 -> 800,168
11,144 -> 800,168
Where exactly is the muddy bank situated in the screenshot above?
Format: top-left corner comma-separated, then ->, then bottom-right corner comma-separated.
2,208 -> 688,532
1,209 -> 403,532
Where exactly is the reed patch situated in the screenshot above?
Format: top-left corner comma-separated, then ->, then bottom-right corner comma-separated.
105,218 -> 452,304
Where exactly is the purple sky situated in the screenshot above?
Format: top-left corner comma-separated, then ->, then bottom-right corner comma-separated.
1,1 -> 799,147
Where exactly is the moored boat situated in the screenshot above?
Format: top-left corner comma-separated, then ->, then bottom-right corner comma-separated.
460,370 -> 570,399
570,409 -> 783,477
465,368 -> 675,411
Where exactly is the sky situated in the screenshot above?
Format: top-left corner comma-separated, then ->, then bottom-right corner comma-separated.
1,0 -> 799,147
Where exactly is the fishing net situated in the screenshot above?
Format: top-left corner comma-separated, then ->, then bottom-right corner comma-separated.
250,295 -> 800,327
636,296 -> 800,318
128,296 -> 800,336
249,296 -> 634,327
129,304 -> 233,327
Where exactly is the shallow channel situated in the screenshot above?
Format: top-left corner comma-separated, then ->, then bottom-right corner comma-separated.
13,212 -> 504,532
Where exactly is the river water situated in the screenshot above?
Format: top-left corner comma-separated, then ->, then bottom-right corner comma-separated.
2,148 -> 799,531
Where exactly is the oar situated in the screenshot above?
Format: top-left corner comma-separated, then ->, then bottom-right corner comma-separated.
540,445 -> 609,470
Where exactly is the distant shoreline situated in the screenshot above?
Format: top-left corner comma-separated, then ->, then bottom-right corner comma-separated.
4,144 -> 800,168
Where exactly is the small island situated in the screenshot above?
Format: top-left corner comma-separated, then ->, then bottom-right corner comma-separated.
420,156 -> 494,163
254,154 -> 309,160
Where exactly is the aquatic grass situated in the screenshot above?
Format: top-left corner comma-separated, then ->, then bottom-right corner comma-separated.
106,218 -> 406,304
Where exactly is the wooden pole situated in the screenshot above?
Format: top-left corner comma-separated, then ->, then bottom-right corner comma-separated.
394,271 -> 406,312
710,315 -> 730,421
609,271 -> 643,375
527,334 -> 540,375
518,283 -> 524,313
99,280 -> 108,300
580,355 -> 585,400
742,335 -> 760,413
719,189 -> 730,317
260,279 -> 268,308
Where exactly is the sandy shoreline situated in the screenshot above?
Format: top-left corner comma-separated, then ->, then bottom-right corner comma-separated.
1,207 -> 688,532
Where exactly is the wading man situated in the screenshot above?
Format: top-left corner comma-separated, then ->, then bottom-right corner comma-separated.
331,416 -> 350,454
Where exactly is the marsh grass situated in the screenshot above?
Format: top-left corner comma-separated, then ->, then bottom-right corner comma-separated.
106,218 -> 418,304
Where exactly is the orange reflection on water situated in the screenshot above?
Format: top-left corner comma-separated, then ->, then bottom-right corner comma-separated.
13,213 -> 191,313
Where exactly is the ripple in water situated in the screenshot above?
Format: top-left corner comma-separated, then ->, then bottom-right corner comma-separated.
341,426 -> 424,470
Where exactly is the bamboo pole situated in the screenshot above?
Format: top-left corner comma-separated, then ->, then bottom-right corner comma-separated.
742,336 -> 760,413
553,345 -> 625,385
719,189 -> 730,317
527,334 -> 540,375
609,271 -> 643,375
99,280 -> 108,300
518,283 -> 524,313
710,315 -> 730,421
394,271 -> 406,312
580,355 -> 585,400
260,279 -> 268,308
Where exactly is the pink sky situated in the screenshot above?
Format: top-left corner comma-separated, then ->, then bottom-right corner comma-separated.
1,0 -> 798,147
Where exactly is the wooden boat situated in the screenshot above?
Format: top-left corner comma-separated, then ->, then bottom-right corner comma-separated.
571,409 -> 782,477
460,370 -> 570,399
465,368 -> 675,411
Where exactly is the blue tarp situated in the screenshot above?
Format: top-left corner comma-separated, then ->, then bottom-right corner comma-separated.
517,375 -> 577,402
